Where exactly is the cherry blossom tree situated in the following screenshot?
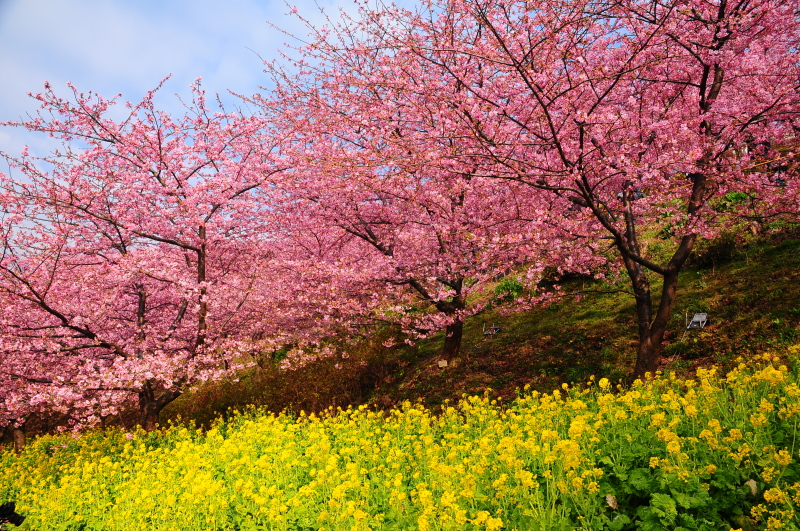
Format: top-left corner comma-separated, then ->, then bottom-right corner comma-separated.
0,81 -> 291,431
275,0 -> 800,376
246,222 -> 397,370
254,58 -> 584,362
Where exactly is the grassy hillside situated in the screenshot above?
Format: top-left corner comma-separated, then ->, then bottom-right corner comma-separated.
161,229 -> 800,427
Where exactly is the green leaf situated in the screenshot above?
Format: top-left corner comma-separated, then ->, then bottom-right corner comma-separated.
609,513 -> 632,531
629,468 -> 655,492
671,487 -> 710,509
649,492 -> 678,525
598,455 -> 615,467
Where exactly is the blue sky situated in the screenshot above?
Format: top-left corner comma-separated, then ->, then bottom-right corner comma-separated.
0,0 -> 389,156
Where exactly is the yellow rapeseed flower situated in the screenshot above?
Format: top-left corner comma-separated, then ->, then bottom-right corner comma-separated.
776,450 -> 793,467
666,440 -> 681,454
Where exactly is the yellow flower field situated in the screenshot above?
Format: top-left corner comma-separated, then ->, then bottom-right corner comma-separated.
3,347 -> 800,530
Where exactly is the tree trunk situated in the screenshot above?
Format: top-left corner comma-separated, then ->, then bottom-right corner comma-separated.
628,264 -> 689,379
442,320 -> 464,361
405,276 -> 466,363
633,326 -> 662,378
435,287 -> 465,362
139,391 -> 161,432
616,173 -> 704,380
619,233 -> 660,379
196,225 -> 208,353
138,383 -> 181,432
13,425 -> 25,456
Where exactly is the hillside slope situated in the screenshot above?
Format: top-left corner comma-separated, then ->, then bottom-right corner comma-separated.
160,230 -> 800,426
